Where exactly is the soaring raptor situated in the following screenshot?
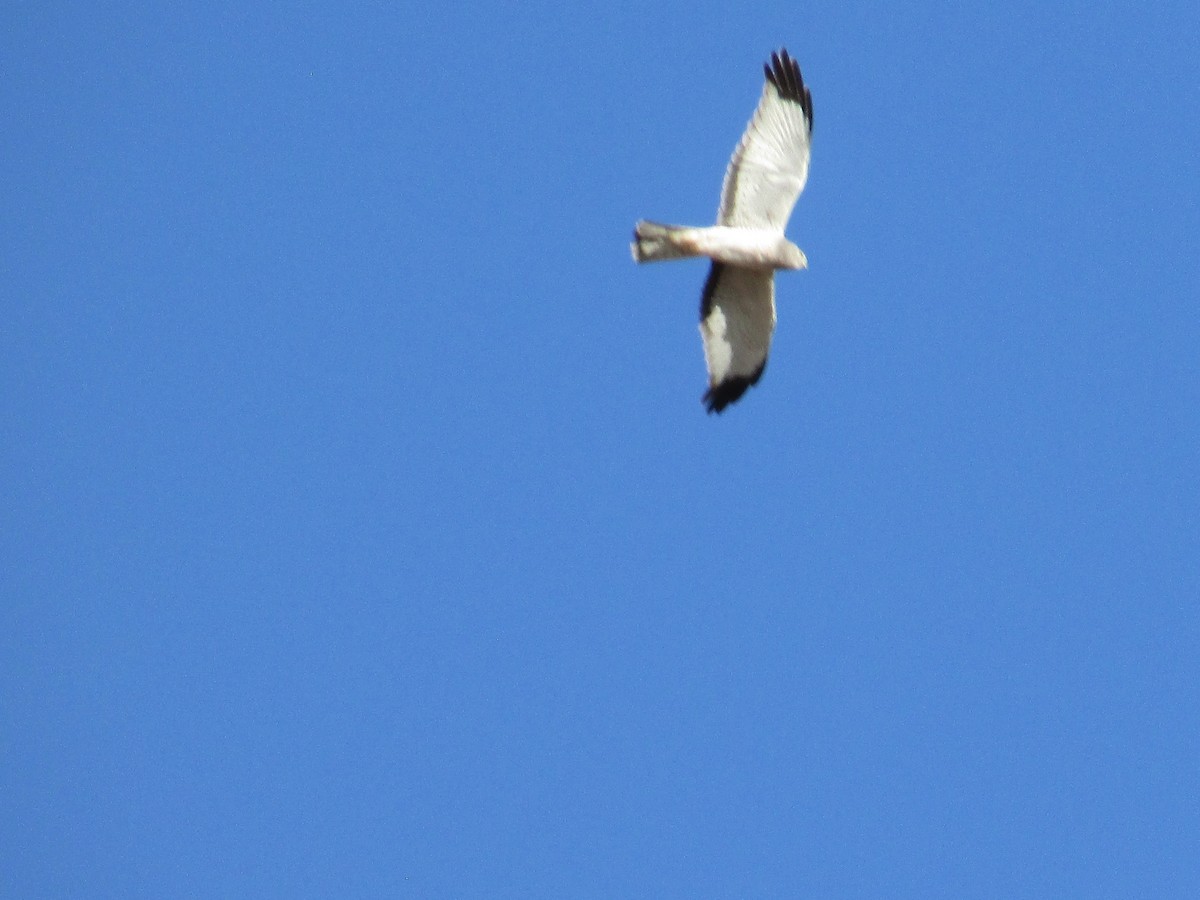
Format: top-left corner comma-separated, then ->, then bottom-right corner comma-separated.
631,50 -> 814,413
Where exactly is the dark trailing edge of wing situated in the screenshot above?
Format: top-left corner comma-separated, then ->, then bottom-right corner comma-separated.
699,263 -> 768,415
698,262 -> 724,319
764,48 -> 813,131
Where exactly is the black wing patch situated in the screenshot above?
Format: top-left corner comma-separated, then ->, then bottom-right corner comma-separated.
698,261 -> 724,321
764,48 -> 813,132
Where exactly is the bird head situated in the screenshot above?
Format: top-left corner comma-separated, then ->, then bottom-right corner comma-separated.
785,243 -> 808,270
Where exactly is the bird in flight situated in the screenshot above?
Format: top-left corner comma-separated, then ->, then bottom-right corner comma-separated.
631,49 -> 814,413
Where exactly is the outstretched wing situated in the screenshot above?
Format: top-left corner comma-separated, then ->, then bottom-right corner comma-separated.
699,263 -> 776,413
717,49 -> 814,231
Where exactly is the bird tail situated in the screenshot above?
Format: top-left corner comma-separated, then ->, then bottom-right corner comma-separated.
630,220 -> 702,263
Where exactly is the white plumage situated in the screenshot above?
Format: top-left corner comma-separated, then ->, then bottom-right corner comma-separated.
632,49 -> 814,413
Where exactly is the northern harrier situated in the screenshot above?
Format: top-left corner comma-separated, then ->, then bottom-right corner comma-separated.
631,49 -> 813,413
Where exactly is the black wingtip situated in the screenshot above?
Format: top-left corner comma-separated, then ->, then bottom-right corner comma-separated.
764,47 -> 813,130
702,363 -> 767,415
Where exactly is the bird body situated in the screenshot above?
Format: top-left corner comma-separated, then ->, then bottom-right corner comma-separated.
631,49 -> 814,414
631,222 -> 806,271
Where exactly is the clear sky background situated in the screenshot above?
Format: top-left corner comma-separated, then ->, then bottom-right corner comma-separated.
4,2 -> 1199,896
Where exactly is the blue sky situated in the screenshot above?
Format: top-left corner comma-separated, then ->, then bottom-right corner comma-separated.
4,2 -> 1199,896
